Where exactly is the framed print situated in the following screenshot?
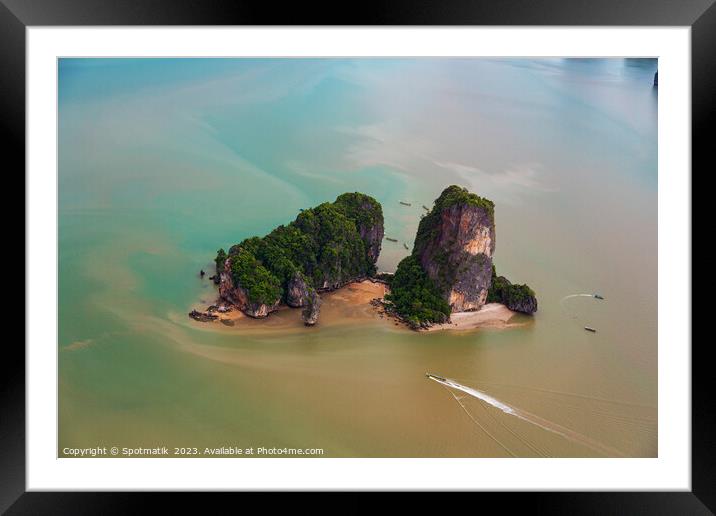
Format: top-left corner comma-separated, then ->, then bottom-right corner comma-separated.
3,0 -> 712,510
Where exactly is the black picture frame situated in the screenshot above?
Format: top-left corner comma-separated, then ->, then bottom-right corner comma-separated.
3,0 -> 711,511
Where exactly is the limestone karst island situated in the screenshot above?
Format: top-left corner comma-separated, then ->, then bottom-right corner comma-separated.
189,185 -> 537,331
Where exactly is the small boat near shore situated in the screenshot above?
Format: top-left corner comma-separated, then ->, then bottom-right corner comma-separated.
399,201 -> 412,206
403,243 -> 409,250
385,237 -> 398,242
422,205 -> 430,211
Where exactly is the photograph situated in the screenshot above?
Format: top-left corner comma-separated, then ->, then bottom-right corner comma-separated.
58,57 -> 658,459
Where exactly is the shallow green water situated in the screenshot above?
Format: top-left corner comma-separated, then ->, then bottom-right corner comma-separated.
59,58 -> 657,457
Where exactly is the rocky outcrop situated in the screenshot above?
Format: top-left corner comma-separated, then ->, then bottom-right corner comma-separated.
506,291 -> 537,314
360,222 -> 383,264
308,192 -> 384,289
379,185 -> 538,328
335,192 -> 384,264
188,309 -> 218,322
218,258 -> 281,318
286,272 -> 310,307
214,192 -> 383,324
487,272 -> 538,314
413,185 -> 495,312
302,290 -> 322,326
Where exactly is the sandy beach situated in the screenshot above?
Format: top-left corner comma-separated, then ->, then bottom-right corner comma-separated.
188,281 -> 519,333
186,280 -> 389,333
425,303 -> 518,331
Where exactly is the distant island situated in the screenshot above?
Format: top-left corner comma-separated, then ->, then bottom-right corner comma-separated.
191,185 -> 536,330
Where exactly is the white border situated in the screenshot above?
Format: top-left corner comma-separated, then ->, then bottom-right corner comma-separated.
27,27 -> 691,490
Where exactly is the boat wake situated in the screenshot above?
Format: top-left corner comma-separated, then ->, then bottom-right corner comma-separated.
560,293 -> 599,317
560,293 -> 604,332
427,374 -> 625,457
560,293 -> 596,303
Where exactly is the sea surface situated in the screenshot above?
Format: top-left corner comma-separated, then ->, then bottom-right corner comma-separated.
59,58 -> 658,457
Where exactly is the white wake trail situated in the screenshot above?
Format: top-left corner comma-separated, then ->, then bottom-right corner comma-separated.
559,293 -> 603,328
560,293 -> 597,313
561,294 -> 596,301
429,375 -> 625,457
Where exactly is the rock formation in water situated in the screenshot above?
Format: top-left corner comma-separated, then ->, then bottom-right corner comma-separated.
413,185 -> 496,312
214,192 -> 383,324
487,266 -> 538,314
302,290 -> 322,326
285,271 -> 311,308
386,185 -> 537,328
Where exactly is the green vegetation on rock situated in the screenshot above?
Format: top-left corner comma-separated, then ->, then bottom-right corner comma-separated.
217,193 -> 383,307
487,265 -> 538,314
385,255 -> 451,328
334,192 -> 382,230
293,201 -> 374,283
229,247 -> 282,305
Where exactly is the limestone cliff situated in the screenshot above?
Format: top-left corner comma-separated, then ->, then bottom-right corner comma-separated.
302,290 -> 322,326
387,185 -> 537,328
285,271 -> 311,308
334,192 -> 384,264
413,185 -> 496,312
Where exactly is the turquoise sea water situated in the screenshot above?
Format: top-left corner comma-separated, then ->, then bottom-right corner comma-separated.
59,58 -> 658,457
